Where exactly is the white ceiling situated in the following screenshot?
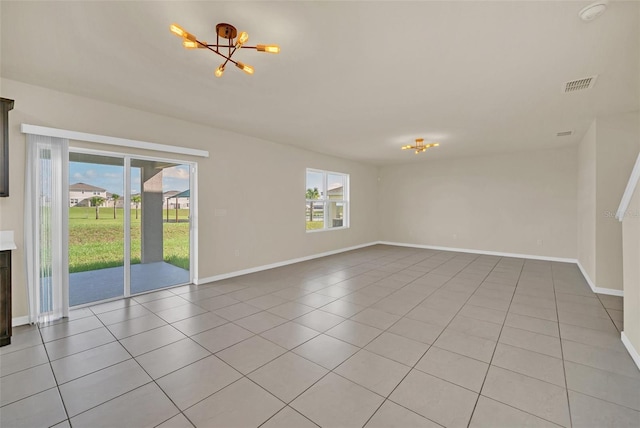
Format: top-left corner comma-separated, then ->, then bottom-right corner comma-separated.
1,1 -> 638,165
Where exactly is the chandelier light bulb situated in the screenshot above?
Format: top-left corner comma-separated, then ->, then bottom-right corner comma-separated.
257,44 -> 280,54
170,24 -> 186,37
183,40 -> 198,49
214,64 -> 225,77
235,61 -> 254,75
236,31 -> 249,48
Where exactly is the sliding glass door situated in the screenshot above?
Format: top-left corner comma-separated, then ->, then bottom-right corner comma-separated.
68,153 -> 125,306
129,159 -> 191,295
68,150 -> 193,306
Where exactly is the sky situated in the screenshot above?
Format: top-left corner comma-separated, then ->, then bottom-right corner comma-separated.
306,171 -> 345,196
69,162 -> 190,195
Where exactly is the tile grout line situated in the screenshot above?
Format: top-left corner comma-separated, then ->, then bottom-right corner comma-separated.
255,403 -> 320,428
595,293 -> 623,334
551,262 -> 574,428
463,256 -> 524,428
39,321 -> 72,426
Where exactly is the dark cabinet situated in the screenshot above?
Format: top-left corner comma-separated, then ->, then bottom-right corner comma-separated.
1,98 -> 15,197
0,250 -> 11,346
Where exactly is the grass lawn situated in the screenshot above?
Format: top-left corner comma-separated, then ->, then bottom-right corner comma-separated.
305,220 -> 324,230
305,210 -> 325,230
69,207 -> 189,273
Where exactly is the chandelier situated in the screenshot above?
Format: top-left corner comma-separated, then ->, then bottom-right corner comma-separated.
170,22 -> 280,77
401,138 -> 440,154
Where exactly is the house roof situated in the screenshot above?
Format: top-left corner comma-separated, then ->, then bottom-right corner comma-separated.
173,189 -> 190,198
69,182 -> 106,192
327,185 -> 343,195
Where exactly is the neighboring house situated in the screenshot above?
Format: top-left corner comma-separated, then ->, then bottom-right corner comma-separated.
70,185 -> 188,209
163,190 -> 190,209
69,182 -> 108,207
327,184 -> 344,199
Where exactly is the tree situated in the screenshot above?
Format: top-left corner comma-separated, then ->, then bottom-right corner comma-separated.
131,194 -> 141,220
111,194 -> 120,219
90,196 -> 105,220
306,187 -> 320,221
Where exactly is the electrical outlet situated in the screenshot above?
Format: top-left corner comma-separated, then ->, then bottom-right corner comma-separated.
234,249 -> 240,257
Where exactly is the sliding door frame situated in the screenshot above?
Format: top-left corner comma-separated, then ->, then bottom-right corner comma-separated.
68,146 -> 198,305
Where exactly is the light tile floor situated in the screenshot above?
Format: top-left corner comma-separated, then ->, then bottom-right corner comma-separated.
1,245 -> 639,427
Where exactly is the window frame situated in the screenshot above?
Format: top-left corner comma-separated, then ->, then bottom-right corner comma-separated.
305,168 -> 350,232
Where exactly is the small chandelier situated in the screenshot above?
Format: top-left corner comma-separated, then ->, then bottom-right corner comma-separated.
401,138 -> 440,154
170,22 -> 280,77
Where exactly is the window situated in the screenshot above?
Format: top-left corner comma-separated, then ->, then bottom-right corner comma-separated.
306,169 -> 349,231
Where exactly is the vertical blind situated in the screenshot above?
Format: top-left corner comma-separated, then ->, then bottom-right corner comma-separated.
24,134 -> 69,323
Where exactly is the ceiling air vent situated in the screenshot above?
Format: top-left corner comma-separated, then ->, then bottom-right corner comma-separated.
563,75 -> 598,93
556,131 -> 573,137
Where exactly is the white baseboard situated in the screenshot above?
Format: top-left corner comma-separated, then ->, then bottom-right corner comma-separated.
594,287 -> 624,297
195,241 -> 379,285
195,240 -> 625,298
576,261 -> 597,292
576,261 -> 624,297
380,241 -> 626,297
621,331 -> 640,370
12,315 -> 30,327
378,241 -> 578,263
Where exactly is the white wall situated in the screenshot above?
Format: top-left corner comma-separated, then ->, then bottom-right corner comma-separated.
0,78 -> 380,319
622,177 -> 640,363
577,120 -> 597,282
378,148 -> 578,259
621,109 -> 640,366
595,112 -> 640,290
576,112 -> 640,292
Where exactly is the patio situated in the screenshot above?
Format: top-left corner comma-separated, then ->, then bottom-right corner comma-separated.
69,261 -> 190,306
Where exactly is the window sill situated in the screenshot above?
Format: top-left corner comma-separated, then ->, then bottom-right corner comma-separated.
306,226 -> 350,233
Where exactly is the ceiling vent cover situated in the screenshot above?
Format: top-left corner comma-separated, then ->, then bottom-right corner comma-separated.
563,76 -> 598,93
556,131 -> 573,137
